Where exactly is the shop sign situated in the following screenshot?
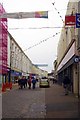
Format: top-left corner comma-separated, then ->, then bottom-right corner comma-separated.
65,15 -> 76,26
11,70 -> 22,76
76,13 -> 80,28
74,56 -> 80,63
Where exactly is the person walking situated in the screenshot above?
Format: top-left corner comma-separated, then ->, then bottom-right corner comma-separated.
63,75 -> 71,95
27,76 -> 31,89
23,76 -> 27,87
18,77 -> 26,89
32,76 -> 36,89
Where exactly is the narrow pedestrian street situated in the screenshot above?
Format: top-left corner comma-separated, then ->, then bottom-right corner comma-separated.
2,81 -> 80,119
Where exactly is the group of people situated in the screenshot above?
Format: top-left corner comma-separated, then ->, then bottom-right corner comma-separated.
18,75 -> 71,95
18,76 -> 37,89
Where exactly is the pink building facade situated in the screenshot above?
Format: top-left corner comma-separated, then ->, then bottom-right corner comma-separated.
0,3 -> 8,85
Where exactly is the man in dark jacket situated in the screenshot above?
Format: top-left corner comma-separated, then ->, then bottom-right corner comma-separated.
32,77 -> 36,89
63,75 -> 71,95
18,76 -> 27,89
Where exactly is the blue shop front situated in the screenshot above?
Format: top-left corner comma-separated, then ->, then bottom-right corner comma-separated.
11,70 -> 22,83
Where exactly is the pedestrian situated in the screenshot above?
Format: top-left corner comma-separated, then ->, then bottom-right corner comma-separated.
23,76 -> 27,87
21,76 -> 26,88
25,78 -> 28,87
18,77 -> 23,89
32,77 -> 36,89
27,76 -> 31,89
63,75 -> 71,95
18,76 -> 26,89
18,78 -> 21,89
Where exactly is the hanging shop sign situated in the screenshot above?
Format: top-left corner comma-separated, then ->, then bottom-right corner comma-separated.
76,13 -> 80,28
65,15 -> 76,26
74,56 -> 80,63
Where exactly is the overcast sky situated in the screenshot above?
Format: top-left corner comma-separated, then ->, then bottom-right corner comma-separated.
0,0 -> 69,72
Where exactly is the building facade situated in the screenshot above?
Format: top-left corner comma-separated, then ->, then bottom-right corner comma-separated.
0,31 -> 48,88
8,33 -> 48,83
56,1 -> 80,97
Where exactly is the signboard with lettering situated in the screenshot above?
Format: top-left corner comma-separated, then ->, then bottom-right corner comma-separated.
76,13 -> 80,28
65,15 -> 76,26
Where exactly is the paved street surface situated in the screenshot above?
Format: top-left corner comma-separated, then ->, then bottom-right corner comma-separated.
2,82 -> 46,119
1,81 -> 80,119
45,83 -> 80,118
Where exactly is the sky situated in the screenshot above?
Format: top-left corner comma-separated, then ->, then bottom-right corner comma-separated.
0,0 -> 69,72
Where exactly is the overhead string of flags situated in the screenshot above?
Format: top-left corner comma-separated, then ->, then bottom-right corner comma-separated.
52,1 -> 80,28
52,2 -> 64,24
0,2 -> 80,28
24,32 -> 60,51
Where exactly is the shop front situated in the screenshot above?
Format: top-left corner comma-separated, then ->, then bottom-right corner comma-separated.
10,70 -> 22,83
57,55 -> 79,94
